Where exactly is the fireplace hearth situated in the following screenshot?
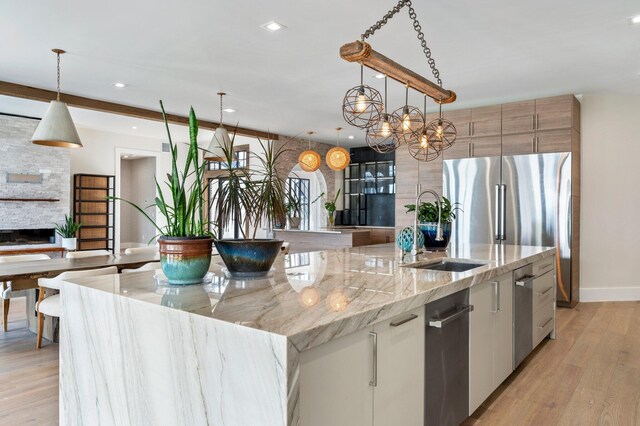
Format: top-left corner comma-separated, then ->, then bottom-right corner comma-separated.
0,229 -> 56,246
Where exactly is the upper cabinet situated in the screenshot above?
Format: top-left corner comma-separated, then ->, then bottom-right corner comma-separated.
443,109 -> 472,138
535,95 -> 575,131
502,100 -> 535,135
470,105 -> 501,137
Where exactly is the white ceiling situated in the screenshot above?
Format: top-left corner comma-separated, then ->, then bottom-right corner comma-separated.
1,0 -> 639,147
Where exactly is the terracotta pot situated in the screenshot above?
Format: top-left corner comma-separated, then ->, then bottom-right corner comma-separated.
158,236 -> 213,285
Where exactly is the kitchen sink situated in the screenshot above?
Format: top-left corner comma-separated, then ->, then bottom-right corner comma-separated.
404,259 -> 487,272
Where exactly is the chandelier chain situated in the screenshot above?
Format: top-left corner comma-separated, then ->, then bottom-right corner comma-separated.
360,0 -> 442,86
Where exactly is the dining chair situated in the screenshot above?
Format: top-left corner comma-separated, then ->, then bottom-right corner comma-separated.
66,250 -> 111,259
121,262 -> 161,273
0,254 -> 51,332
281,242 -> 291,255
124,246 -> 158,255
36,266 -> 118,348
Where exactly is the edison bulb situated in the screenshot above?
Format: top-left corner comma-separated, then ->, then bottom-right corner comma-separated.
435,120 -> 444,140
355,92 -> 368,113
381,119 -> 392,138
420,132 -> 429,148
401,107 -> 411,132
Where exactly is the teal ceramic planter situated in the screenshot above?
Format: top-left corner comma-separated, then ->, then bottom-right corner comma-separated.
214,239 -> 283,277
158,236 -> 213,285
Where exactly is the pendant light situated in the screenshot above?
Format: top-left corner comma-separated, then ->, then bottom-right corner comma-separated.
342,65 -> 383,129
205,92 -> 232,161
31,49 -> 83,148
326,127 -> 350,171
408,96 -> 441,162
298,131 -> 321,172
392,84 -> 424,145
366,75 -> 401,153
425,102 -> 457,151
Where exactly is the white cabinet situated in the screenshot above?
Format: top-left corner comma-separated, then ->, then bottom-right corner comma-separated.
468,272 -> 513,414
299,307 -> 425,426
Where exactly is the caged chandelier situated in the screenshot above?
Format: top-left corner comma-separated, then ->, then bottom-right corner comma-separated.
340,0 -> 458,162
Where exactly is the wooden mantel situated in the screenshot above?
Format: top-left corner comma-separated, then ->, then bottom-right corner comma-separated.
0,198 -> 60,202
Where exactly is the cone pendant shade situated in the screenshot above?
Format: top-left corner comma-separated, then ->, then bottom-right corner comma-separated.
31,100 -> 83,148
205,126 -> 232,161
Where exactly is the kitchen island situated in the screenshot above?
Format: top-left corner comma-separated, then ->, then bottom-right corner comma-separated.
59,243 -> 555,425
274,226 -> 394,252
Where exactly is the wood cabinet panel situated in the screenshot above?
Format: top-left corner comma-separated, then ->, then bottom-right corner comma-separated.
443,109 -> 471,138
501,133 -> 535,156
472,136 -> 502,158
443,138 -> 471,160
493,275 -> 513,387
502,100 -> 535,135
471,105 -> 501,137
535,95 -> 573,131
536,129 -> 572,153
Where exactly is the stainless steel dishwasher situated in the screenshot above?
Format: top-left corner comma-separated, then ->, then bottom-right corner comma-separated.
425,289 -> 473,426
513,264 -> 534,368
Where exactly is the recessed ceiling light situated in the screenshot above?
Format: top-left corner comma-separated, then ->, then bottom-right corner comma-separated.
122,155 -> 129,159
131,126 -> 137,130
113,82 -> 127,88
628,15 -> 640,25
222,108 -> 236,113
374,74 -> 385,79
261,21 -> 286,32
348,135 -> 355,139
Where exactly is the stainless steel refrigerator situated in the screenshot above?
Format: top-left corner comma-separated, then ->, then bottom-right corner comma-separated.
443,153 -> 572,304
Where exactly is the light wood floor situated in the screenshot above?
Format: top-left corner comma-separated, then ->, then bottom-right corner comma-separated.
0,298 -> 638,425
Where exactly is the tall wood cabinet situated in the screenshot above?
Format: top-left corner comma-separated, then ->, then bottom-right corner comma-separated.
73,174 -> 115,252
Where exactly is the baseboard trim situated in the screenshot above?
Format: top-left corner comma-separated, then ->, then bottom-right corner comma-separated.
580,286 -> 640,302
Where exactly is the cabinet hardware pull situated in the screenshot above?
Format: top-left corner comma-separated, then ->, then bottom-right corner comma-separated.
492,281 -> 500,313
532,135 -> 536,152
539,262 -> 552,270
537,286 -> 553,296
538,317 -> 553,329
390,314 -> 418,327
468,122 -> 471,136
531,114 -> 535,130
515,275 -> 536,286
499,184 -> 506,240
428,304 -> 474,328
494,185 -> 500,241
369,332 -> 377,387
472,121 -> 475,136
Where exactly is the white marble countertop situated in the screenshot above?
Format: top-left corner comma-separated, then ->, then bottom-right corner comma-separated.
66,243 -> 554,351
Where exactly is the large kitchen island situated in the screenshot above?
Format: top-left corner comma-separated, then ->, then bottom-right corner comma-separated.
59,243 -> 556,425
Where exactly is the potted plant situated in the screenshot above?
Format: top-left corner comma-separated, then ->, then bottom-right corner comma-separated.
54,214 -> 81,251
313,189 -> 341,227
211,134 -> 287,277
112,102 -> 213,285
405,197 -> 461,250
286,197 -> 301,230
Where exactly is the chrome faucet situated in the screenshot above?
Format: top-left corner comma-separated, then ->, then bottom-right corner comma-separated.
412,184 -> 444,260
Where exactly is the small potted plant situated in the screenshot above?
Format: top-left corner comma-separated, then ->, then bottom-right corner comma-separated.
112,102 -> 213,285
54,214 -> 81,251
211,134 -> 287,276
405,197 -> 461,250
313,189 -> 341,227
286,197 -> 301,230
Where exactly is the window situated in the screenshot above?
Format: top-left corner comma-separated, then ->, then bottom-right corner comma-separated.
287,177 -> 311,230
207,150 -> 248,170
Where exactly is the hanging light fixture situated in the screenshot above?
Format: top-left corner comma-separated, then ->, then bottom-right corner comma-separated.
205,92 -> 233,161
425,102 -> 457,151
298,131 -> 322,172
408,96 -> 441,162
326,127 -> 351,171
31,49 -> 83,148
342,65 -> 383,129
366,75 -> 401,153
392,83 -> 424,145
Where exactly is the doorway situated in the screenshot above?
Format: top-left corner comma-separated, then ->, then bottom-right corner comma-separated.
119,155 -> 157,251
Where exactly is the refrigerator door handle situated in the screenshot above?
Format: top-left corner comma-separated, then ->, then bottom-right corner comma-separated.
494,184 -> 501,241
499,184 -> 507,241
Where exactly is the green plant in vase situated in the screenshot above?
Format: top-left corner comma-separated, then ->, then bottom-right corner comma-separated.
405,197 -> 462,250
313,189 -> 341,227
110,101 -> 214,285
54,214 -> 81,251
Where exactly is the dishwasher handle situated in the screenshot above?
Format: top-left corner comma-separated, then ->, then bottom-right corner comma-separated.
515,275 -> 536,287
428,304 -> 474,328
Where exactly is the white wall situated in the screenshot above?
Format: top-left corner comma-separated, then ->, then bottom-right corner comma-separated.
580,94 -> 640,302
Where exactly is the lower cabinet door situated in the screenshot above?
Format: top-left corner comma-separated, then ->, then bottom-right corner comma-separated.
299,326 -> 374,426
469,281 -> 495,415
493,273 -> 514,387
374,307 -> 425,426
